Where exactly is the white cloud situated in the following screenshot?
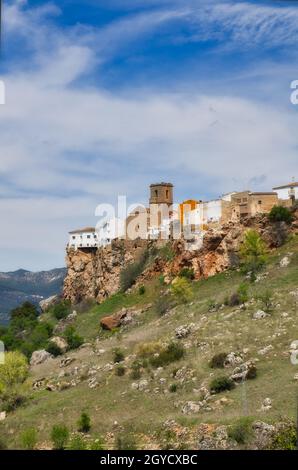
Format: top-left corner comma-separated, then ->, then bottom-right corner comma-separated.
0,0 -> 297,270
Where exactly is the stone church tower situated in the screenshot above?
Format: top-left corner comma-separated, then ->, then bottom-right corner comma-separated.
149,183 -> 174,236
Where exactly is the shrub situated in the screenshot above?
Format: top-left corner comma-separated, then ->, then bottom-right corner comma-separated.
154,293 -> 173,316
77,412 -> 91,433
138,285 -> 146,295
20,428 -> 38,450
136,341 -> 162,359
179,267 -> 195,280
159,244 -> 175,262
258,290 -> 274,313
169,383 -> 178,393
129,361 -> 142,380
1,391 -> 27,412
52,301 -> 71,320
269,421 -> 297,450
269,205 -> 293,224
229,293 -> 240,307
51,424 -> 69,450
228,417 -> 253,444
113,348 -> 125,363
171,277 -> 193,304
89,437 -> 105,450
246,365 -> 257,380
210,376 -> 235,394
158,275 -> 165,285
69,434 -> 87,450
46,342 -> 62,357
63,326 -> 83,350
0,351 -> 29,392
115,433 -> 137,450
115,365 -> 126,377
237,283 -> 249,304
149,342 -> 185,368
207,299 -> 219,311
240,230 -> 267,279
209,352 -> 227,369
120,249 -> 149,292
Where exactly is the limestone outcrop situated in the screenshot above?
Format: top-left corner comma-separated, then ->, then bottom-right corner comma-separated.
63,211 -> 297,305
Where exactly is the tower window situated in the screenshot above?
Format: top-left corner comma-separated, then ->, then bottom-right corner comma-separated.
155,190 -> 158,197
166,190 -> 169,198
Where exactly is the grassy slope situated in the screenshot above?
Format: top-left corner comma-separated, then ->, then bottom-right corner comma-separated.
1,234 -> 298,449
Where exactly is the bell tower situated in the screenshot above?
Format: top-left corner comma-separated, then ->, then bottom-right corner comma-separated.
149,182 -> 173,206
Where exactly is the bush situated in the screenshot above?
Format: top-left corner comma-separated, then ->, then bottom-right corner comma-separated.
158,275 -> 165,285
52,301 -> 71,320
149,342 -> 185,368
115,365 -> 126,377
240,230 -> 267,279
154,293 -> 173,316
120,249 -> 149,292
209,352 -> 227,369
0,351 -> 29,392
115,433 -> 137,450
69,434 -> 87,450
51,424 -> 69,450
46,342 -> 62,357
129,361 -> 142,380
210,376 -> 235,394
258,290 -> 274,313
159,244 -> 175,262
113,348 -> 125,363
269,421 -> 297,450
169,383 -> 178,393
21,428 -> 38,450
269,206 -> 293,224
136,341 -> 162,359
179,267 -> 195,280
246,365 -> 257,380
138,285 -> 146,295
228,418 -> 253,444
237,283 -> 249,304
1,391 -> 27,412
77,412 -> 91,433
89,437 -> 105,450
171,277 -> 193,304
63,326 -> 83,350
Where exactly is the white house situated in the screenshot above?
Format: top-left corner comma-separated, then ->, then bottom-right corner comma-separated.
68,227 -> 98,250
184,199 -> 222,227
272,181 -> 298,201
97,217 -> 125,247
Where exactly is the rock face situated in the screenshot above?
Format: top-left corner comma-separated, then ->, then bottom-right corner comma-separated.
39,295 -> 60,312
63,239 -> 149,304
63,212 -> 297,305
30,350 -> 52,366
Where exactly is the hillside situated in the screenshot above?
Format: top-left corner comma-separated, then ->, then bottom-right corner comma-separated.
0,268 -> 66,325
1,225 -> 298,450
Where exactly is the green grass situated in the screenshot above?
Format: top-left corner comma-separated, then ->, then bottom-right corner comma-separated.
1,234 -> 298,449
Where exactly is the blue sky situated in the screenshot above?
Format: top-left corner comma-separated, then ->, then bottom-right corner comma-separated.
0,0 -> 298,271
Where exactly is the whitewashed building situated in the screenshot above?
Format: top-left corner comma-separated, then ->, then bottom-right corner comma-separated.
273,181 -> 298,202
68,227 -> 98,250
97,217 -> 125,247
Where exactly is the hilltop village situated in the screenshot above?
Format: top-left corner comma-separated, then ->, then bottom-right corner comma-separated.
68,180 -> 298,250
64,180 -> 298,305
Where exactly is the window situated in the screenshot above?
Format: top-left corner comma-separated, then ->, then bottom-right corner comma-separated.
166,190 -> 169,198
72,236 -> 75,239
87,235 -> 91,239
94,234 -> 97,238
258,200 -> 262,205
155,190 -> 158,197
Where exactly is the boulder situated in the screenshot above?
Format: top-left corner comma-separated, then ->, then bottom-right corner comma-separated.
30,350 -> 52,366
50,336 -> 68,353
253,310 -> 268,320
279,256 -> 290,267
0,411 -> 6,422
230,360 -> 257,382
100,308 -> 135,330
39,295 -> 60,312
182,401 -> 202,414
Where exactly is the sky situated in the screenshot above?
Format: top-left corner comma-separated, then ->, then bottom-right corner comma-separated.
0,0 -> 297,271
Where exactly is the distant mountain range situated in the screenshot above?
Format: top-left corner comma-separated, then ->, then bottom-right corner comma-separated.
0,268 -> 66,325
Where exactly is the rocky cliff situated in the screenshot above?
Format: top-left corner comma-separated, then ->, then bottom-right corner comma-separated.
63,210 -> 298,305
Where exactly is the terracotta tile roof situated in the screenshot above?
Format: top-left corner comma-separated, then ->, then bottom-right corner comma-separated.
273,182 -> 298,190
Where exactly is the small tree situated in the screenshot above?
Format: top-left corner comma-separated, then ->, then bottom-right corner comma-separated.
171,277 -> 193,304
63,326 -> 83,350
113,348 -> 125,363
240,230 -> 267,279
0,351 -> 29,393
51,424 -> 69,450
21,428 -> 38,450
77,412 -> 91,433
269,205 -> 293,224
52,301 -> 70,320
